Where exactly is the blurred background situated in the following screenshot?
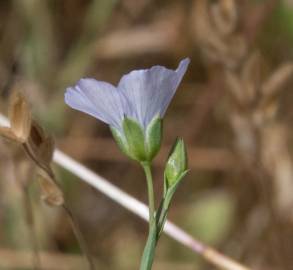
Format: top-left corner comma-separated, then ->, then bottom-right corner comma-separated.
1,0 -> 293,269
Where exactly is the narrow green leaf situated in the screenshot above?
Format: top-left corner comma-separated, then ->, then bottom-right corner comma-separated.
157,170 -> 188,237
164,170 -> 188,206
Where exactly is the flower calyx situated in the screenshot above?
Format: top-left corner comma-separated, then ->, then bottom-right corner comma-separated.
111,115 -> 162,162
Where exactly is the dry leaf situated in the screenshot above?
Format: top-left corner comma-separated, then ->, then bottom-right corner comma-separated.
0,90 -> 64,207
225,70 -> 246,106
192,0 -> 228,55
261,63 -> 293,99
261,125 -> 293,213
191,0 -> 246,69
27,121 -> 54,171
0,127 -> 19,142
38,171 -> 64,206
241,52 -> 261,102
226,35 -> 247,66
38,135 -> 54,166
211,0 -> 237,36
9,91 -> 32,143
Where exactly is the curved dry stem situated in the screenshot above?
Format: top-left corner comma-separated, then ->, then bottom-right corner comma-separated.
23,187 -> 42,270
62,205 -> 96,270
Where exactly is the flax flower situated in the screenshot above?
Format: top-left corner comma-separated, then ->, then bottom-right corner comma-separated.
65,58 -> 190,161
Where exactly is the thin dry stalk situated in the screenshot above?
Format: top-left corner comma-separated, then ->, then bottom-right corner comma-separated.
23,186 -> 42,270
62,205 -> 96,270
9,157 -> 42,270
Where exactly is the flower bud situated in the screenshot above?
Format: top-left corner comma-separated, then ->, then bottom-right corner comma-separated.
164,138 -> 188,188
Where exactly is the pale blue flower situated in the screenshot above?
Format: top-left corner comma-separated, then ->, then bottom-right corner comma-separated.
65,58 -> 190,131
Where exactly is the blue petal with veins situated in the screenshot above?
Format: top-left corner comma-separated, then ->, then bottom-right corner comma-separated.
65,58 -> 190,132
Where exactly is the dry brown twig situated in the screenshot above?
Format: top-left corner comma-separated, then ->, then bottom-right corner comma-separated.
0,90 -> 64,206
0,90 -> 95,270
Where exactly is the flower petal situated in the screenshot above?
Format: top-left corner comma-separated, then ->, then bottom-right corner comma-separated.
65,78 -> 126,130
117,58 -> 190,128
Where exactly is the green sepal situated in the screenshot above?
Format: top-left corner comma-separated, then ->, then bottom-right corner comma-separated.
164,138 -> 188,189
122,117 -> 147,161
145,115 -> 162,161
110,126 -> 132,158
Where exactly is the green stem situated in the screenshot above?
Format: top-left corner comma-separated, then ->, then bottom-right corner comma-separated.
140,162 -> 157,270
142,162 -> 155,227
139,223 -> 157,270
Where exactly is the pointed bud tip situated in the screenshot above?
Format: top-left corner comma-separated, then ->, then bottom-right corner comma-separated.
164,138 -> 188,188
